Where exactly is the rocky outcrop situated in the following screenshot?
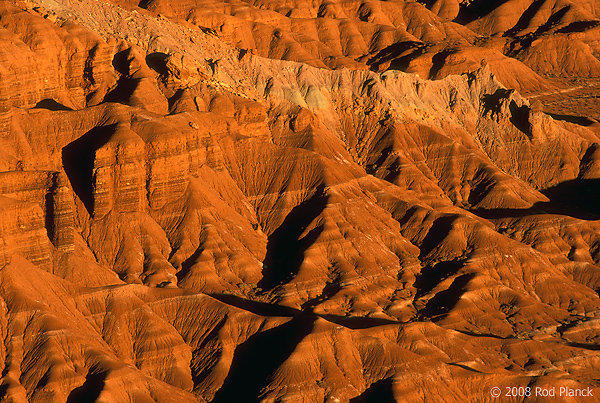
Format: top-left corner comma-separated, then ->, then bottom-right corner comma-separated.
0,196 -> 53,271
0,171 -> 74,253
0,0 -> 598,402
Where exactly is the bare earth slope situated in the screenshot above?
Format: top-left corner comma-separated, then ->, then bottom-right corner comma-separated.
0,0 -> 600,402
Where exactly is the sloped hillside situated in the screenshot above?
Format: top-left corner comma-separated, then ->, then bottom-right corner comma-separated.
0,0 -> 599,402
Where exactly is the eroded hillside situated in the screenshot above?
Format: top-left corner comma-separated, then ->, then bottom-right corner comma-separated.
0,0 -> 600,401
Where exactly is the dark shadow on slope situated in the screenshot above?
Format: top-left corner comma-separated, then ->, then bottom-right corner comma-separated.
418,215 -> 458,259
548,113 -> 596,126
556,319 -> 584,334
102,76 -> 140,105
504,35 -> 536,58
111,48 -> 133,75
467,171 -> 498,208
208,293 -> 299,317
191,316 -> 228,389
350,377 -> 396,403
258,184 -> 328,291
211,313 -> 316,403
470,206 -> 544,219
541,178 -> 600,219
470,179 -> 600,220
145,52 -> 169,75
102,49 -> 143,105
429,49 -> 454,80
318,314 -> 400,329
455,329 -> 510,339
557,20 -> 600,34
482,93 -> 532,136
455,0 -> 511,25
447,362 -> 484,373
208,293 -> 399,330
367,41 -> 427,72
365,145 -> 393,176
380,156 -> 405,185
137,0 -> 152,9
34,99 -> 72,111
62,124 -> 117,215
509,100 -> 532,137
504,0 -> 546,37
301,277 -> 343,311
565,341 -> 600,351
168,88 -> 187,112
420,273 -> 476,320
414,259 -> 466,300
196,316 -> 228,351
482,89 -> 513,116
45,183 -> 56,244
534,6 -> 570,35
66,370 -> 107,403
176,243 -> 203,284
398,205 -> 422,227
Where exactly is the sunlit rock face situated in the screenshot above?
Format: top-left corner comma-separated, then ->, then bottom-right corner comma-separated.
0,0 -> 600,401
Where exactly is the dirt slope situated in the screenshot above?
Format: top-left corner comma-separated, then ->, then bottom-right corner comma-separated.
0,0 -> 599,402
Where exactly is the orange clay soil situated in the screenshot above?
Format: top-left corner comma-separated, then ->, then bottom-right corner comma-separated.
0,0 -> 600,401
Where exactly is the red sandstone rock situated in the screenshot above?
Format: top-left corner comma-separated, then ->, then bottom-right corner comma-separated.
0,0 -> 598,402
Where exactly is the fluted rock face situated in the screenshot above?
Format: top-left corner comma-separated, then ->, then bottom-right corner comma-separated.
0,197 -> 53,271
94,125 -> 147,217
0,1 -> 115,117
43,172 -> 76,251
0,171 -> 74,255
0,0 -> 600,402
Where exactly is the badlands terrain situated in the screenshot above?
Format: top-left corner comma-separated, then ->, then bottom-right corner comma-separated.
1,0 -> 600,401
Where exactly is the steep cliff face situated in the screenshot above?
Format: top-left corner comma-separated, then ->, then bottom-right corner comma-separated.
0,0 -> 600,401
116,0 -> 600,95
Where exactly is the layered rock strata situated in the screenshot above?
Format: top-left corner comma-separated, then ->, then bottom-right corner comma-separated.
0,0 -> 597,402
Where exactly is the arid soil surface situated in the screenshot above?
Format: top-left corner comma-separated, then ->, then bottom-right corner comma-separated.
1,0 -> 600,401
